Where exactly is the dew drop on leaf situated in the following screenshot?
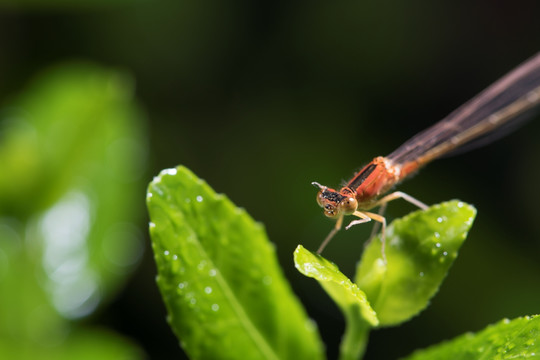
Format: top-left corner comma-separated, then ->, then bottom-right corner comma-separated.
164,168 -> 177,176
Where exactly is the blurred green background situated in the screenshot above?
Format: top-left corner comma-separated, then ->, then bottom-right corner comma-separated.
1,1 -> 540,359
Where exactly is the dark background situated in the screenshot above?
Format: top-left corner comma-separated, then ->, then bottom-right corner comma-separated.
2,1 -> 540,359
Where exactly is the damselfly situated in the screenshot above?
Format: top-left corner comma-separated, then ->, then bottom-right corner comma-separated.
313,53 -> 540,254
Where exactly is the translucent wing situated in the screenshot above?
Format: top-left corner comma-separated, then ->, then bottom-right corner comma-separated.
388,53 -> 540,167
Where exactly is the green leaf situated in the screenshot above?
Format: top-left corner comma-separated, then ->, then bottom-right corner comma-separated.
403,315 -> 540,360
294,245 -> 378,360
147,166 -> 324,360
294,245 -> 378,326
0,62 -> 147,218
0,62 -> 146,350
355,200 -> 476,326
0,328 -> 144,360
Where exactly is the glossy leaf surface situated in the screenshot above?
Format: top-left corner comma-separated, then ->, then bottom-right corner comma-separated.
404,315 -> 540,360
356,201 -> 476,326
147,166 -> 324,360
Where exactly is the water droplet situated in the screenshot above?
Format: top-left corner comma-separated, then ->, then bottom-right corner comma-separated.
211,304 -> 219,311
457,201 -> 464,208
147,192 -> 153,199
204,286 -> 212,294
419,272 -> 424,277
164,250 -> 170,256
190,298 -> 197,305
172,254 -> 178,261
443,251 -> 448,256
435,242 -> 441,248
196,195 -> 203,203
149,222 -> 156,228
208,269 -> 217,277
164,168 -> 177,176
434,232 -> 440,238
197,260 -> 207,270
178,282 -> 187,289
437,217 -> 444,223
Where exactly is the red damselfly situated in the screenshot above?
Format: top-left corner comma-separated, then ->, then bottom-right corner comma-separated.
313,53 -> 540,255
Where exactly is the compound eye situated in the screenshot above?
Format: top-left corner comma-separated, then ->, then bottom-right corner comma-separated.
324,210 -> 336,218
323,204 -> 338,218
316,190 -> 325,207
339,197 -> 358,215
